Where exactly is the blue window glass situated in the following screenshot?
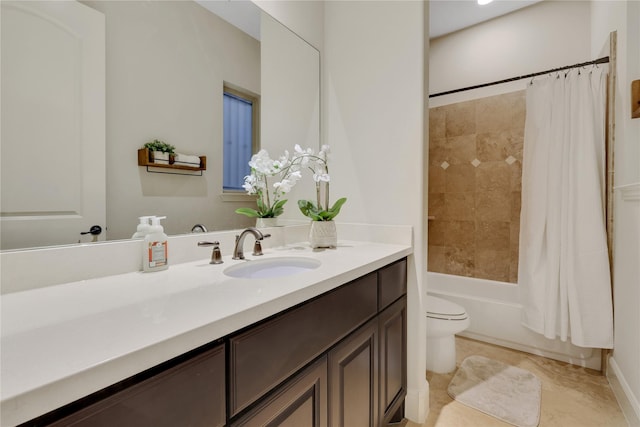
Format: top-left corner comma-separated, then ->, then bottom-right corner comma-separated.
223,91 -> 254,191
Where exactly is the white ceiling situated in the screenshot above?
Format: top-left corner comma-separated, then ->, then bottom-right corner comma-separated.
429,0 -> 544,39
196,0 -> 544,43
195,0 -> 261,40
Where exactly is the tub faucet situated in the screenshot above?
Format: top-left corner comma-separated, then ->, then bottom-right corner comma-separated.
191,224 -> 208,233
233,227 -> 270,260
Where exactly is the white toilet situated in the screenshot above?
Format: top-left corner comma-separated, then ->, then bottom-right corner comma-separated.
426,295 -> 470,374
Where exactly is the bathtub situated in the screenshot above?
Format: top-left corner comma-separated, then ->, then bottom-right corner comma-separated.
427,272 -> 602,369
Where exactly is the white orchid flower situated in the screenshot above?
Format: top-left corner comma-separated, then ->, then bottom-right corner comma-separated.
313,173 -> 330,183
294,144 -> 311,155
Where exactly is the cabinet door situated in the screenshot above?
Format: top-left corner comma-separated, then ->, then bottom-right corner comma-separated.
231,357 -> 327,427
328,319 -> 379,427
229,272 -> 377,416
49,344 -> 226,427
379,297 -> 407,425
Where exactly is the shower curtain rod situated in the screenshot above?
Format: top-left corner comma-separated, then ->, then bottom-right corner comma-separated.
429,56 -> 610,98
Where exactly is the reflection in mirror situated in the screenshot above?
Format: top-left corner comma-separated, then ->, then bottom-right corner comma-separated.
0,0 -> 320,251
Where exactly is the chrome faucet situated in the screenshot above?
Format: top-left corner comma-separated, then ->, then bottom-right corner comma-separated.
232,227 -> 270,260
191,224 -> 208,233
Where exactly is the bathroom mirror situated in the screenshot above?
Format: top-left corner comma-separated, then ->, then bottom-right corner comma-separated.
0,0 -> 320,250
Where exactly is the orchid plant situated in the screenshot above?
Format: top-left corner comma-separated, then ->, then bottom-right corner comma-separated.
235,145 -> 346,221
295,144 -> 347,222
235,149 -> 302,218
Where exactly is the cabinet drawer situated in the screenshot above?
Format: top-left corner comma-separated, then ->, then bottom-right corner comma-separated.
231,356 -> 328,427
50,343 -> 226,427
229,272 -> 378,417
378,258 -> 407,311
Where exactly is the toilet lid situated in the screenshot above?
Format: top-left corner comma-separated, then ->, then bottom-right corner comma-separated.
426,296 -> 468,321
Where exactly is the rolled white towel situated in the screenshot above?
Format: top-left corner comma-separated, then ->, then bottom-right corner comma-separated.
174,153 -> 201,166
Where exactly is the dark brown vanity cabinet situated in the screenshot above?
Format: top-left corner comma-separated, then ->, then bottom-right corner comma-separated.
38,258 -> 407,427
48,343 -> 226,427
232,258 -> 407,427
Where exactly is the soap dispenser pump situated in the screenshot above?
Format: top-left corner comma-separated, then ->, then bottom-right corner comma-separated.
143,216 -> 168,272
132,216 -> 153,239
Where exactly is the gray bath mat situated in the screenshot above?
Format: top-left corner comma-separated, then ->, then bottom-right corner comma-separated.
448,355 -> 541,427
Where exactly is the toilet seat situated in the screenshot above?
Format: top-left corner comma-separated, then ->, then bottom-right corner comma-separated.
426,296 -> 468,321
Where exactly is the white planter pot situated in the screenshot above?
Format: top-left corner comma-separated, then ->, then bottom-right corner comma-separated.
309,221 -> 337,249
256,217 -> 278,228
152,151 -> 170,164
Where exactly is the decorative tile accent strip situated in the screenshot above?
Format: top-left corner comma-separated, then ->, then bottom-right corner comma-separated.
441,161 -> 450,170
505,155 -> 516,165
471,158 -> 481,168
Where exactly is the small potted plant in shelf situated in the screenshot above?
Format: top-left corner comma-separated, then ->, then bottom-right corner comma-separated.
296,144 -> 347,248
235,149 -> 303,227
144,139 -> 175,164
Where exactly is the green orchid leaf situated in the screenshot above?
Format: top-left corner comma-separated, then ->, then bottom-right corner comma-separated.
298,200 -> 323,221
298,198 -> 346,221
267,200 -> 284,218
235,207 -> 260,218
256,197 -> 267,213
273,199 -> 288,210
297,199 -> 314,217
329,197 -> 347,214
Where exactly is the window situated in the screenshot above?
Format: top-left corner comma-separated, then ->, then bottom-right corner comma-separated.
223,85 -> 259,191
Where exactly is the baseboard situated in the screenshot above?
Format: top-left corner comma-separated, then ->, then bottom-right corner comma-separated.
608,356 -> 640,427
404,380 -> 429,424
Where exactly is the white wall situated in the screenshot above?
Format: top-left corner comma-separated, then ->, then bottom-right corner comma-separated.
260,11 -> 320,219
591,1 -> 640,424
323,1 -> 428,422
252,0 -> 324,53
429,0 -> 591,105
85,1 -> 259,239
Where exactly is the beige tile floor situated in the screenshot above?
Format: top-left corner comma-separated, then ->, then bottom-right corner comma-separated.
407,337 -> 628,427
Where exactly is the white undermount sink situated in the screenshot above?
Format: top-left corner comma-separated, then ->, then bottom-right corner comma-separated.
223,257 -> 322,279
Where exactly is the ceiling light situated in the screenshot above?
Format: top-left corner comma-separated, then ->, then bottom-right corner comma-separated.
478,0 -> 494,5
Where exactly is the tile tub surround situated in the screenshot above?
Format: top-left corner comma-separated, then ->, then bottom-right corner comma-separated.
0,226 -> 412,426
428,91 -> 525,283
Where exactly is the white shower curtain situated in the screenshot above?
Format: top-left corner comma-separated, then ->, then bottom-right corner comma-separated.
518,65 -> 613,349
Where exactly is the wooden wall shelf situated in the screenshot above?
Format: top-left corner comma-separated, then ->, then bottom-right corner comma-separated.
137,148 -> 207,173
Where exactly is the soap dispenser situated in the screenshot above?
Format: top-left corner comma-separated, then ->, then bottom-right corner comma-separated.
132,216 -> 153,239
143,216 -> 168,272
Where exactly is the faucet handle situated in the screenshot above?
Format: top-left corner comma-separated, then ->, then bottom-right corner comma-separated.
211,245 -> 223,264
252,234 -> 271,256
198,241 -> 223,264
253,240 -> 263,256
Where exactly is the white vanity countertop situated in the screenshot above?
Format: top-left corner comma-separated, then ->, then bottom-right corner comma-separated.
0,239 -> 411,426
